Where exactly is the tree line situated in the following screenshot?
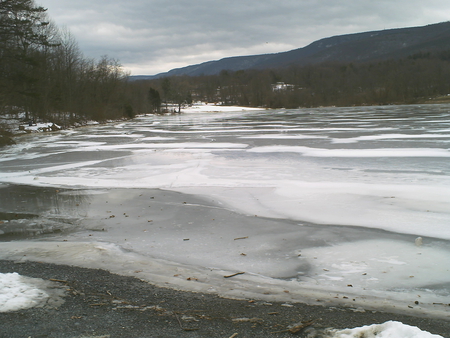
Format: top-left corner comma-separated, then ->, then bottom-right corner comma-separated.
0,0 -> 138,128
140,50 -> 450,109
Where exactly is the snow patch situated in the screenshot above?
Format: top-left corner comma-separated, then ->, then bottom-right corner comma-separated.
0,272 -> 65,312
326,320 -> 443,338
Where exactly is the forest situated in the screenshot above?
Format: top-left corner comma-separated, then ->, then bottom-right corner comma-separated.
144,51 -> 450,110
0,0 -> 136,131
2,0 -> 450,146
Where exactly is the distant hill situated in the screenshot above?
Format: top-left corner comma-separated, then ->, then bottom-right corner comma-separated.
131,21 -> 450,80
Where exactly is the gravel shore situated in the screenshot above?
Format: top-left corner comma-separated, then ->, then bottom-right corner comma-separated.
1,260 -> 449,338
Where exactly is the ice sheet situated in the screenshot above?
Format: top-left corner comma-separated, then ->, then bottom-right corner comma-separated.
1,104 -> 450,319
248,145 -> 450,157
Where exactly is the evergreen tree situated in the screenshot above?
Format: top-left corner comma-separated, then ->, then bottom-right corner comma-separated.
0,0 -> 55,117
148,87 -> 161,113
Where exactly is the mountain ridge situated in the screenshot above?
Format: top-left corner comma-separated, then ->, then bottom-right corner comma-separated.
131,21 -> 450,80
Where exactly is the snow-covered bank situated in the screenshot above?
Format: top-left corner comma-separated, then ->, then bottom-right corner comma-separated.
0,113 -> 64,135
0,103 -> 260,137
181,102 -> 264,113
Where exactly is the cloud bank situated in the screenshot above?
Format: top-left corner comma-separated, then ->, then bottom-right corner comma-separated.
38,0 -> 450,75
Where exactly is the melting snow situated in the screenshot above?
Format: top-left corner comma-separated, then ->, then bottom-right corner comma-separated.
326,321 -> 444,337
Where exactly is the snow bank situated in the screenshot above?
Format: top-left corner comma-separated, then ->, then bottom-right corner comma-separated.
18,122 -> 61,133
182,102 -> 263,113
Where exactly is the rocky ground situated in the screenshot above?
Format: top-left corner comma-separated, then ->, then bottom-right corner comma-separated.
1,260 -> 449,338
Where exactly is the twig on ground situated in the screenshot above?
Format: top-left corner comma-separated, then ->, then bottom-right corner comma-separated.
174,312 -> 199,331
224,272 -> 245,278
271,319 -> 316,334
175,313 -> 183,328
49,278 -> 69,283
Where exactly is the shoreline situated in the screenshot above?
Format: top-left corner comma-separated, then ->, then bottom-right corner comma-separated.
0,186 -> 448,322
1,259 -> 449,338
0,182 -> 449,324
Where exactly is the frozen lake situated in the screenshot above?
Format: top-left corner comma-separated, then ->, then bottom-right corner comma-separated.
1,104 -> 450,319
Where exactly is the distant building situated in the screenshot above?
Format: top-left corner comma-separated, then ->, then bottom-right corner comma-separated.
271,82 -> 295,92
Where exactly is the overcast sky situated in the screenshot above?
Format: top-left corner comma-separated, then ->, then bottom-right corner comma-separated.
37,0 -> 450,76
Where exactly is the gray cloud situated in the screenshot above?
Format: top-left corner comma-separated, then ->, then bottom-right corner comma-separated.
38,0 -> 450,75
